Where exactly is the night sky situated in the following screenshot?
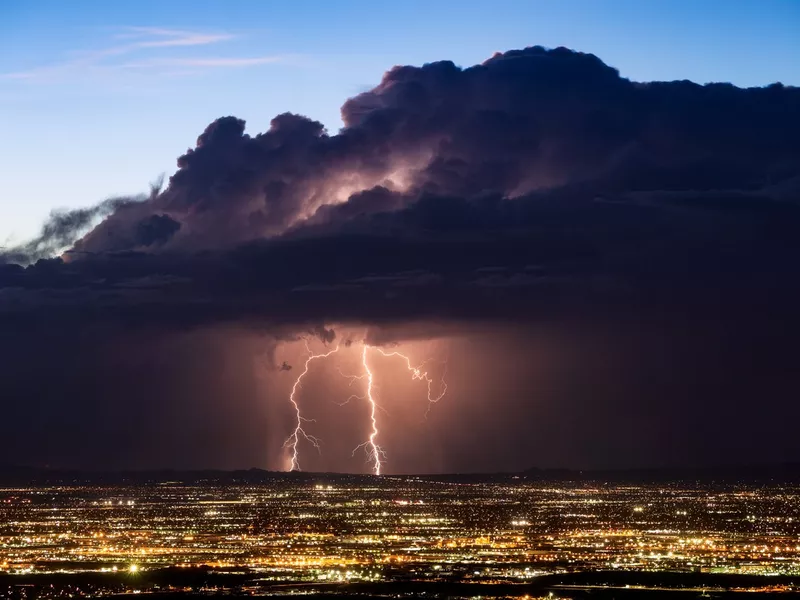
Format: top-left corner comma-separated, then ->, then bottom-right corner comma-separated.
2,46 -> 800,473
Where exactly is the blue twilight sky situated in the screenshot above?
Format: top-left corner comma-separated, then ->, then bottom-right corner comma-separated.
1,0 -> 799,245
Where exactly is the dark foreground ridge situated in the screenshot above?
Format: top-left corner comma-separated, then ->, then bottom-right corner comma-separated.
3,568 -> 800,598
3,463 -> 800,485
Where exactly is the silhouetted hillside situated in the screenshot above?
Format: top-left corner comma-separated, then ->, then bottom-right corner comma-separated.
2,463 -> 800,486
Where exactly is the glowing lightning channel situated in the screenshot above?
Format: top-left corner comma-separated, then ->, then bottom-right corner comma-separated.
283,341 -> 340,471
352,344 -> 386,476
282,338 -> 447,476
373,347 -> 448,415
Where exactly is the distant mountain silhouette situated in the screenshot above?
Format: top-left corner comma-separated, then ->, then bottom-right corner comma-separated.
2,463 -> 800,485
519,463 -> 800,483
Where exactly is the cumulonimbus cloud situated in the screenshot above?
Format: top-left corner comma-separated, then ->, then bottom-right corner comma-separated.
3,45 -> 800,472
1,45 -> 799,335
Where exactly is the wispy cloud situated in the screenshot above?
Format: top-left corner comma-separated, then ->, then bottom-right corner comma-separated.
121,56 -> 286,69
112,27 -> 237,49
1,27 -> 285,82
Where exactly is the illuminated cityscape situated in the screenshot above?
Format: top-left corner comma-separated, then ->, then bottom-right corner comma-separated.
2,474 -> 800,596
3,2 -> 800,598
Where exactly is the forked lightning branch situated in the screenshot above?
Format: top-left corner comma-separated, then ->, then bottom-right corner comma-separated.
282,340 -> 447,475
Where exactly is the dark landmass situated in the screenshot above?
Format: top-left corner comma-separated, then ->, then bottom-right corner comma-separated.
2,463 -> 800,486
3,568 -> 800,598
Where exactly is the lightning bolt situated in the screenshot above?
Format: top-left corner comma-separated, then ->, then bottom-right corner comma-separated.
373,347 -> 448,415
352,344 -> 386,476
283,341 -> 339,471
280,337 -> 447,475
334,367 -> 367,407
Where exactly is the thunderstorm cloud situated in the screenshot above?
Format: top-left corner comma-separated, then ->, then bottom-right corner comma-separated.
2,46 -> 800,472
